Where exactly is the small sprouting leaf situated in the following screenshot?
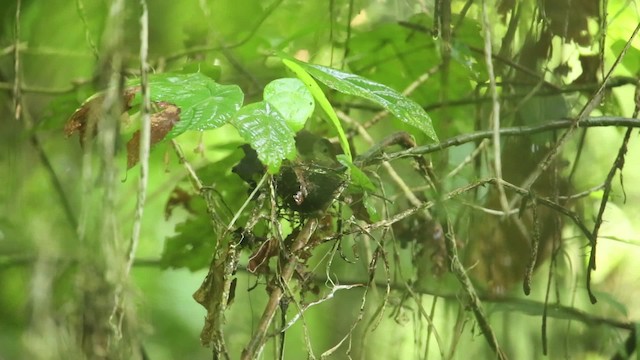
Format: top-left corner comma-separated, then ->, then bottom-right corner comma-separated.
336,154 -> 376,192
230,101 -> 296,174
126,102 -> 180,169
128,72 -> 244,138
282,58 -> 353,162
290,59 -> 438,142
264,78 -> 314,132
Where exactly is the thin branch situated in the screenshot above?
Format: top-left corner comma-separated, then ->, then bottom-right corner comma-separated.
377,117 -> 640,165
587,127 -> 633,303
404,283 -> 446,359
481,0 -> 510,219
13,0 -> 22,123
171,140 -> 204,191
557,184 -> 606,201
494,179 -> 594,247
325,177 -> 593,267
444,218 -> 508,359
130,0 -> 151,289
523,198 -> 540,295
109,0 -> 152,337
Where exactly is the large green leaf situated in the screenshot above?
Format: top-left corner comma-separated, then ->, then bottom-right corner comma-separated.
290,60 -> 438,142
230,101 -> 297,174
264,78 -> 314,132
128,72 -> 244,138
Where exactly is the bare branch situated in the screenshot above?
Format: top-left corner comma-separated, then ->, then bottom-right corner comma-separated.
378,117 -> 640,164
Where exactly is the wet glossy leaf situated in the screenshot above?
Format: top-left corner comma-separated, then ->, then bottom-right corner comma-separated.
230,101 -> 296,174
290,59 -> 438,142
264,78 -> 314,132
128,73 -> 244,138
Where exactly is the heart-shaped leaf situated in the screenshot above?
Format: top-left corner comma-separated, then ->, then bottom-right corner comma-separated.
264,78 -> 314,132
128,73 -> 244,138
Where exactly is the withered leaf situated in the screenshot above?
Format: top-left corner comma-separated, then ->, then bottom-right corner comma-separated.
64,87 -> 139,144
247,237 -> 279,274
126,102 -> 181,169
193,243 -> 238,349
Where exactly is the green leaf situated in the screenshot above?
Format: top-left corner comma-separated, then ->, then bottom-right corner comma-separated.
336,154 -> 376,192
230,101 -> 297,174
282,58 -> 353,162
264,78 -> 314,132
128,73 -> 244,138
290,59 -> 438,142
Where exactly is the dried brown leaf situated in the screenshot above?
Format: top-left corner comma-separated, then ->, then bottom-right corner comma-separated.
247,237 -> 279,274
126,102 -> 181,169
64,87 -> 139,144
